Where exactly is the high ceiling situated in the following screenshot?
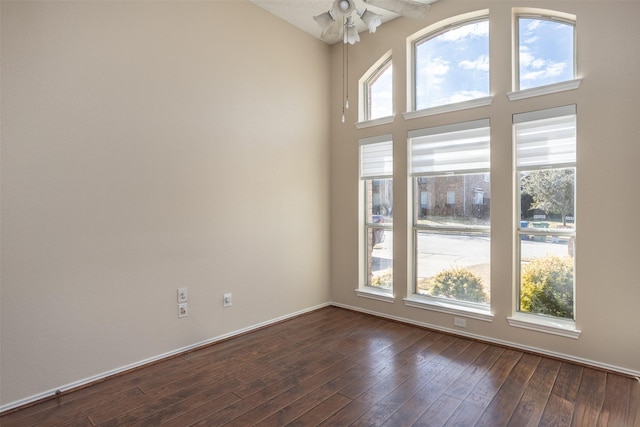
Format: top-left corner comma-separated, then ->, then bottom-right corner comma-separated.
249,0 -> 431,44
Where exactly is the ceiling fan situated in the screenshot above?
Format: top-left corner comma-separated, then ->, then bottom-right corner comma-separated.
314,0 -> 436,44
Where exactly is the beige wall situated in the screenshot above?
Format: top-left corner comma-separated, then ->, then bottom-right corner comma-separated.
331,1 -> 640,374
0,1 -> 330,406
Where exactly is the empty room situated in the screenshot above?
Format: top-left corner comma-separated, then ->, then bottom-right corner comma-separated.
1,0 -> 639,425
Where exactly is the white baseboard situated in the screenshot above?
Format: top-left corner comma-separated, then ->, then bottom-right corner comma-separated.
330,302 -> 640,379
0,302 -> 332,414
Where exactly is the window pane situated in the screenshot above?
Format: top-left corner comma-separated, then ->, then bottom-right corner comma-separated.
368,228 -> 393,289
415,19 -> 489,110
520,169 -> 575,227
365,179 -> 393,288
518,167 -> 575,319
415,174 -> 490,227
519,238 -> 575,319
519,17 -> 574,90
416,230 -> 490,304
366,178 -> 393,223
367,60 -> 393,120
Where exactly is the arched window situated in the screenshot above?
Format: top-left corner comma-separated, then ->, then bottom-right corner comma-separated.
516,13 -> 575,91
413,17 -> 489,110
360,55 -> 393,123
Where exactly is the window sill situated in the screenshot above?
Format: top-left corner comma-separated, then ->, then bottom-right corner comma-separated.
507,78 -> 582,101
403,295 -> 494,322
355,287 -> 395,303
403,96 -> 493,121
507,313 -> 581,339
355,115 -> 394,129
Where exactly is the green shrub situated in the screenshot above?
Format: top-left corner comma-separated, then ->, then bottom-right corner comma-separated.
371,268 -> 392,289
520,255 -> 573,318
427,267 -> 488,303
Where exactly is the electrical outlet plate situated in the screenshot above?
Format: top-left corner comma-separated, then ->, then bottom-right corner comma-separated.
177,288 -> 188,303
178,303 -> 188,318
454,317 -> 466,328
223,293 -> 232,307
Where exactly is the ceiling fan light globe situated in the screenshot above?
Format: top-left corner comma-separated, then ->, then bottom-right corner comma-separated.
358,9 -> 382,33
344,16 -> 360,44
332,0 -> 355,16
313,11 -> 335,30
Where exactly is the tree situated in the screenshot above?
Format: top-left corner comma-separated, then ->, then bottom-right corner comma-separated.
427,267 -> 488,303
521,169 -> 574,226
520,255 -> 574,319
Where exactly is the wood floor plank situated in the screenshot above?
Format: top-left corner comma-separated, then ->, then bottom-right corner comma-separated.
317,398 -> 371,426
350,337 -> 475,426
256,382 -> 351,427
191,351 -> 346,426
508,356 -> 562,427
413,393 -> 463,426
629,378 -> 640,427
285,393 -> 353,426
444,344 -> 505,400
159,393 -> 241,427
570,368 -> 607,427
443,400 -> 486,426
0,357 -> 190,427
128,390 -> 241,426
380,380 -> 447,427
349,362 -> 446,427
2,307 -> 637,427
36,387 -> 145,427
539,362 -> 584,426
380,341 -> 490,427
474,353 -> 541,426
465,348 -> 523,409
92,379 -> 242,426
221,356 -> 359,426
596,373 -> 632,427
339,332 -> 451,400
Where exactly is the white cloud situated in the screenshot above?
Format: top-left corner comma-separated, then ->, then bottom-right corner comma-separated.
520,49 -> 548,70
520,61 -> 567,81
418,57 -> 450,89
459,55 -> 489,72
439,21 -> 489,42
544,62 -> 567,76
526,20 -> 542,32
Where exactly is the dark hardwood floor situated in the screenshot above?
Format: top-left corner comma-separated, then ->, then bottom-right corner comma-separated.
2,306 -> 638,426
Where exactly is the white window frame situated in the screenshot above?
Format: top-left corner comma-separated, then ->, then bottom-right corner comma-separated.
357,52 -> 394,129
357,135 -> 394,303
508,104 -> 580,338
508,8 -> 581,101
405,119 -> 493,321
404,10 -> 492,121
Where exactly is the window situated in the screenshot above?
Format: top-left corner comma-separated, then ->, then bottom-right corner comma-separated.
515,105 -> 576,321
413,17 -> 489,110
409,120 -> 490,309
516,13 -> 575,91
364,58 -> 393,121
360,136 -> 393,293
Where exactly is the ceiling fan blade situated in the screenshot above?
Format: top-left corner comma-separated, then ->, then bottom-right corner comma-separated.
363,0 -> 432,20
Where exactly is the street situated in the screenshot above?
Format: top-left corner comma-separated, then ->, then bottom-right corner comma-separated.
372,231 -> 572,281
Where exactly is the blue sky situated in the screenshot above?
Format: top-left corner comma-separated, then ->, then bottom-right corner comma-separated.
415,20 -> 490,109
519,18 -> 574,90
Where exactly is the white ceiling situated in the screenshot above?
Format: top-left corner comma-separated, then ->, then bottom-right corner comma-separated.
249,0 -> 430,44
